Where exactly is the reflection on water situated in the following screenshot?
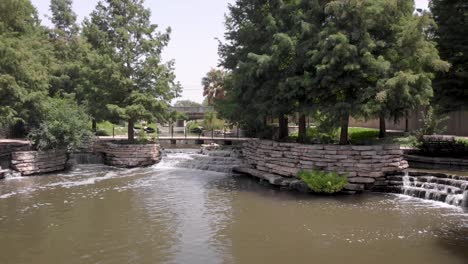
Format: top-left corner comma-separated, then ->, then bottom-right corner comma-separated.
0,152 -> 467,264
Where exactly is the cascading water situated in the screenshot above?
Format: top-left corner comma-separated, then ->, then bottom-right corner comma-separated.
400,172 -> 468,207
156,148 -> 241,173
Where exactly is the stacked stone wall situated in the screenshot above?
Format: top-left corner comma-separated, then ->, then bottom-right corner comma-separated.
241,140 -> 408,191
96,142 -> 161,168
11,149 -> 68,176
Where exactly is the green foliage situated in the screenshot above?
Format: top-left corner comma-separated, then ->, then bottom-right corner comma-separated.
136,129 -> 149,144
174,100 -> 201,108
0,0 -> 39,33
28,97 -> 92,150
0,0 -> 53,127
203,111 -> 225,131
430,0 -> 468,112
298,170 -> 348,194
219,0 -> 448,143
83,0 -> 181,140
202,68 -> 226,104
187,121 -> 203,134
95,129 -> 109,137
414,107 -> 449,141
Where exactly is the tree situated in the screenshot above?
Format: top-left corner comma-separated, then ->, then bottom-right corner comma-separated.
430,0 -> 468,112
49,0 -> 78,39
28,97 -> 92,150
363,0 -> 449,138
0,0 -> 53,130
85,0 -> 181,141
312,0 -> 390,144
219,0 -> 279,138
202,68 -> 226,104
174,100 -> 201,108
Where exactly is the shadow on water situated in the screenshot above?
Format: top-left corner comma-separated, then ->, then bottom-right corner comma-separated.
436,226 -> 468,261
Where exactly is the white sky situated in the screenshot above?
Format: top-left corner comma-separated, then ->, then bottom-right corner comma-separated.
32,0 -> 430,104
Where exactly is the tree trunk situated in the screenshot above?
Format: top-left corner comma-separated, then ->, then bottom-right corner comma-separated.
339,113 -> 349,145
379,113 -> 386,138
405,111 -> 409,132
298,114 -> 307,143
278,115 -> 289,140
92,119 -> 97,133
128,119 -> 135,141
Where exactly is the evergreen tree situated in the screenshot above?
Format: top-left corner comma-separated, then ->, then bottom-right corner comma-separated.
0,0 -> 53,129
365,0 -> 449,138
85,0 -> 181,141
312,0 -> 390,144
430,0 -> 468,112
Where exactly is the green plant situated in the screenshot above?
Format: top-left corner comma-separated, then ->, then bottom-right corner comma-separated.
298,170 -> 348,194
95,129 -> 110,137
136,129 -> 149,144
414,107 -> 449,140
28,97 -> 93,151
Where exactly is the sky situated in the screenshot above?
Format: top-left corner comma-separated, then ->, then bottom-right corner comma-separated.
32,0 -> 429,104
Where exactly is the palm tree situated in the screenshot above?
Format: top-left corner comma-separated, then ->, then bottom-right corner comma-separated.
202,68 -> 226,104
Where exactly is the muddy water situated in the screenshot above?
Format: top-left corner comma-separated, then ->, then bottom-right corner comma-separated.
1,152 -> 468,264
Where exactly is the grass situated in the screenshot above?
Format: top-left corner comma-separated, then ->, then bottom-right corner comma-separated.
96,121 -> 158,137
290,126 -> 416,146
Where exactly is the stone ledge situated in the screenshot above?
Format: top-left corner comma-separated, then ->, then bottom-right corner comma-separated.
234,166 -> 361,193
405,154 -> 468,168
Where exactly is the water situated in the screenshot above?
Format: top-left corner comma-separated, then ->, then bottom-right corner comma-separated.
0,150 -> 468,264
400,174 -> 468,207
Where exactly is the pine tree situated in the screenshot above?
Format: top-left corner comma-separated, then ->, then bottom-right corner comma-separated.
430,0 -> 468,112
368,0 -> 449,138
85,0 -> 181,141
312,0 -> 390,144
0,0 -> 53,129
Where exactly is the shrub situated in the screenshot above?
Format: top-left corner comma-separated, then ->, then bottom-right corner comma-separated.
28,97 -> 93,151
136,129 -> 150,144
95,129 -> 110,136
298,170 -> 348,194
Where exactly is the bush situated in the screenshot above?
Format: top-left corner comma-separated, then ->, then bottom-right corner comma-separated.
187,121 -> 203,133
298,170 -> 348,194
28,97 -> 93,151
419,135 -> 468,157
95,129 -> 110,136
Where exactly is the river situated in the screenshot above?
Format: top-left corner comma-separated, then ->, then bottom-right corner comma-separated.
1,150 -> 467,264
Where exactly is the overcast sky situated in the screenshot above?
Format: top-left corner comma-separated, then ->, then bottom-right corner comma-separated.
32,0 -> 430,104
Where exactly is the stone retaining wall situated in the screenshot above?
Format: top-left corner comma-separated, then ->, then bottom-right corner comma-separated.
96,142 -> 161,168
11,149 -> 68,176
0,140 -> 30,158
240,140 -> 408,192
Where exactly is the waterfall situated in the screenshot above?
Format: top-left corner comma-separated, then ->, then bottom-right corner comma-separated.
156,149 -> 241,173
401,174 -> 468,207
70,153 -> 104,165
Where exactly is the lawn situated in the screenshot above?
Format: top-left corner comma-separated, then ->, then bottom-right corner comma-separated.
289,127 -> 415,146
96,121 -> 158,137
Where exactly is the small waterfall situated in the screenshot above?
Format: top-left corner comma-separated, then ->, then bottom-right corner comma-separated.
2,169 -> 22,179
156,149 -> 241,173
70,153 -> 104,165
401,174 -> 468,207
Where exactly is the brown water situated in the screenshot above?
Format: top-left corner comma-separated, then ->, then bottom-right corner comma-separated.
1,151 -> 468,264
